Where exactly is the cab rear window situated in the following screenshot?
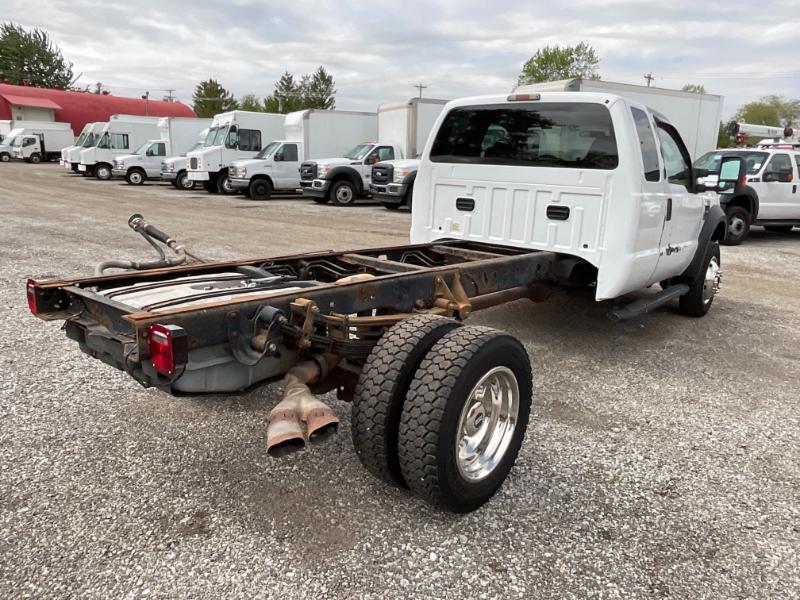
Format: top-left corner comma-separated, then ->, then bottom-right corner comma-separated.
430,102 -> 618,169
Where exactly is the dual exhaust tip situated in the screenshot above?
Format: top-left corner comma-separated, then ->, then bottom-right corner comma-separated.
266,360 -> 339,457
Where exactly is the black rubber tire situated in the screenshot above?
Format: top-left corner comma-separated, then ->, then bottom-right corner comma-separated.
169,179 -> 179,188
764,225 -> 793,234
249,178 -> 273,201
404,182 -> 414,207
679,241 -> 720,318
383,202 -> 401,210
29,153 -> 42,164
330,180 -> 357,206
176,171 -> 195,190
398,326 -> 533,512
125,169 -> 146,185
721,206 -> 750,246
0,152 -> 10,162
352,315 -> 461,487
95,164 -> 112,180
70,163 -> 79,172
217,172 -> 236,195
311,196 -> 329,204
203,179 -> 218,194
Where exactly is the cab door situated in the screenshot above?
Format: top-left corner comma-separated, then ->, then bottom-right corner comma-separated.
758,153 -> 796,220
273,143 -> 299,189
653,120 -> 702,278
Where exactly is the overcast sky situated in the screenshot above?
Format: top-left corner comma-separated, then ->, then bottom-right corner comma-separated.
4,0 -> 799,118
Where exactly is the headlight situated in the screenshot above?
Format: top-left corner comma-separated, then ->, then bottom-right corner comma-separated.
236,167 -> 246,178
113,160 -> 123,168
317,164 -> 332,179
393,168 -> 411,183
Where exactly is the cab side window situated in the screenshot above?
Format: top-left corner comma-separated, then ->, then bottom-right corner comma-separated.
24,137 -> 36,147
764,154 -> 793,182
367,146 -> 394,163
631,107 -> 660,182
149,143 -> 166,157
656,125 -> 691,189
237,129 -> 262,152
281,144 -> 298,162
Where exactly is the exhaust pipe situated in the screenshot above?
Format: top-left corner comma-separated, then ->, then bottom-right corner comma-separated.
266,357 -> 339,457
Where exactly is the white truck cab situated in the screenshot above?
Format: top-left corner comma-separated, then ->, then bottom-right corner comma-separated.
186,111 -> 285,195
229,140 -> 304,199
64,122 -> 104,172
300,142 -> 402,206
0,128 -> 22,162
160,140 -> 205,190
412,91 -> 735,311
112,118 -> 211,185
694,147 -> 800,244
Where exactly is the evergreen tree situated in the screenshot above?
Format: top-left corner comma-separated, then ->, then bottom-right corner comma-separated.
302,66 -> 336,110
192,79 -> 238,118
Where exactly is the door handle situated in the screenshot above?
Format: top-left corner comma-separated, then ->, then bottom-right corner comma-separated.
666,198 -> 672,221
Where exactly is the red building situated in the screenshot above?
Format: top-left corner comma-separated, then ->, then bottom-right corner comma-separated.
0,83 -> 195,135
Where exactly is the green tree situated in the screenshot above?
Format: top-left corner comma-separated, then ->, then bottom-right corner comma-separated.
192,79 -> 238,118
264,71 -> 303,114
517,42 -> 600,86
302,66 -> 336,110
734,95 -> 800,127
238,93 -> 264,112
717,122 -> 730,148
682,83 -> 706,94
0,22 -> 74,89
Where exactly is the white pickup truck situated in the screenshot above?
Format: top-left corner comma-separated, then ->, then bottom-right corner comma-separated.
300,142 -> 403,206
27,92 -> 738,512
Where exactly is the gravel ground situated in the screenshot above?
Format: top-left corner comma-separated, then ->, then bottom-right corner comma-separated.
1,162 -> 798,599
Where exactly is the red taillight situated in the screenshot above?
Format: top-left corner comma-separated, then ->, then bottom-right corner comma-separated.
148,324 -> 188,376
26,279 -> 39,315
507,93 -> 541,102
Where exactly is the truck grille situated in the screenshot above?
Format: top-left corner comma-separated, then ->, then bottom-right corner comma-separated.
372,164 -> 393,185
300,162 -> 316,181
190,157 -> 198,170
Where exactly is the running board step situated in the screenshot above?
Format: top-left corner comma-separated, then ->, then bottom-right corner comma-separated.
609,284 -> 689,321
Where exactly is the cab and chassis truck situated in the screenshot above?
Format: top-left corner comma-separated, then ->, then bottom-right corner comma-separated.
27,92 -> 740,512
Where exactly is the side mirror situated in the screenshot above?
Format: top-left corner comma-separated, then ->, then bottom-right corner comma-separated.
695,156 -> 744,193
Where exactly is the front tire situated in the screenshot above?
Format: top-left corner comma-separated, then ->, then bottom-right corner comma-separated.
217,171 -> 236,195
330,180 -> 357,206
679,241 -> 721,318
0,152 -> 10,162
203,179 -> 218,194
176,171 -> 195,190
722,206 -> 750,246
383,202 -> 401,210
249,179 -> 273,201
125,169 -> 145,185
29,153 -> 42,164
353,315 -> 461,487
95,164 -> 112,180
398,326 -> 532,512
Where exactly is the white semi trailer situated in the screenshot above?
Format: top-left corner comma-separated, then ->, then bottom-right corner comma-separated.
186,111 -> 285,194
369,98 -> 448,209
515,79 -> 723,159
79,116 -> 161,180
112,118 -> 211,185
229,109 -> 380,200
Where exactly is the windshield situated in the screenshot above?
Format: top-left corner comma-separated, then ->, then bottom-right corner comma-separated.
204,126 -> 228,147
82,133 -> 98,148
343,144 -> 374,160
430,102 -> 619,169
11,137 -> 24,147
134,141 -> 152,155
74,132 -> 87,146
693,151 -> 768,175
96,133 -> 110,149
255,141 -> 281,159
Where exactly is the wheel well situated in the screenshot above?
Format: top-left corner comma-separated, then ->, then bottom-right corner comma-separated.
711,220 -> 726,241
330,173 -> 362,194
96,162 -> 112,170
726,195 -> 754,216
129,166 -> 146,174
250,174 -> 274,187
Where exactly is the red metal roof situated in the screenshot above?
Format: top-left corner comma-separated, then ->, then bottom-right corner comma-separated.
1,94 -> 62,110
0,84 -> 196,135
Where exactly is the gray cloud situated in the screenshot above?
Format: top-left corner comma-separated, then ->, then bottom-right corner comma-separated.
4,0 -> 799,118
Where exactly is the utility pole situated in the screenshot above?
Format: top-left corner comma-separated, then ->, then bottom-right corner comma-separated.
165,88 -> 175,102
414,82 -> 427,98
644,73 -> 655,87
142,90 -> 150,115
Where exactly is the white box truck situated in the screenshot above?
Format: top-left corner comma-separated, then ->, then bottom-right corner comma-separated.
186,111 -> 285,194
79,116 -> 161,180
0,120 -> 12,144
515,79 -> 723,160
11,123 -> 74,163
112,118 -> 211,185
369,98 -> 448,209
229,109 -> 380,200
63,123 -> 103,172
1,122 -> 72,163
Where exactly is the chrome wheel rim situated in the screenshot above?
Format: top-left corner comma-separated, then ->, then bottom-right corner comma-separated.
703,256 -> 721,305
336,185 -> 353,203
97,167 -> 109,179
221,177 -> 232,192
130,172 -> 142,184
728,216 -> 745,238
456,366 -> 520,482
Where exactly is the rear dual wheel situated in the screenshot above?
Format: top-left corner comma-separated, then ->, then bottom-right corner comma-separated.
353,318 -> 532,512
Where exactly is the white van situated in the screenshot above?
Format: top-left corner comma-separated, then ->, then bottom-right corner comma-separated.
79,116 -> 161,180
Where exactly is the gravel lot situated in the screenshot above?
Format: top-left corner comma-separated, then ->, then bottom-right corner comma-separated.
1,162 -> 798,599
